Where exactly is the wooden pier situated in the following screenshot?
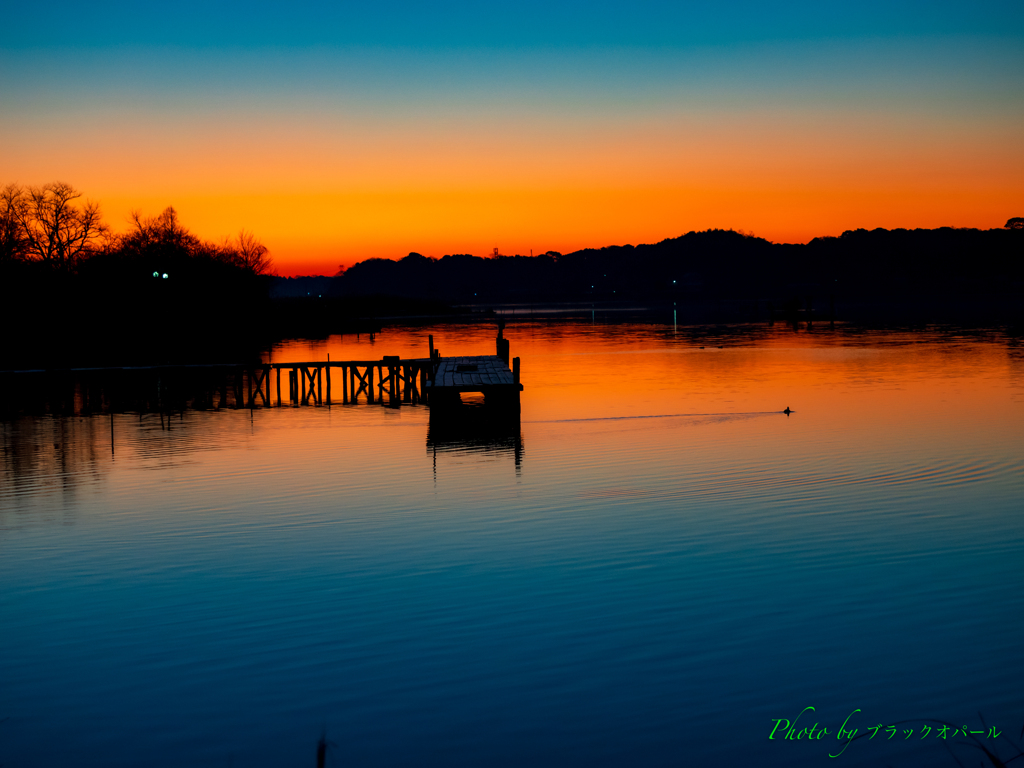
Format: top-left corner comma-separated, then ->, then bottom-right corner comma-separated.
243,357 -> 434,407
0,329 -> 523,415
422,322 -> 522,411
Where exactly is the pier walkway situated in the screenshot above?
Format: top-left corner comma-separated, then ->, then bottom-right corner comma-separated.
0,330 -> 522,414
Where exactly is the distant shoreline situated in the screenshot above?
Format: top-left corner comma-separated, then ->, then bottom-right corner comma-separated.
3,224 -> 1021,369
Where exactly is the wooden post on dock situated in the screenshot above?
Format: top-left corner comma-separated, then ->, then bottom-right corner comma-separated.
317,366 -> 323,405
382,355 -> 400,405
248,367 -> 268,407
513,356 -> 520,385
496,321 -> 510,365
276,366 -> 281,406
402,364 -> 413,402
342,364 -> 349,404
428,334 -> 434,360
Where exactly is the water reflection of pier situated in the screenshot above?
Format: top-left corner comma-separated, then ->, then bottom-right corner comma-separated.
427,407 -> 523,473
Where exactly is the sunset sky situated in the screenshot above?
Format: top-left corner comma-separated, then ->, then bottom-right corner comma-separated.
2,1 -> 1023,275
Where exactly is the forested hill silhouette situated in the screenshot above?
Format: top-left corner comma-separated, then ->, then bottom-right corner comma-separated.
2,182 -> 1022,369
332,226 -> 1023,304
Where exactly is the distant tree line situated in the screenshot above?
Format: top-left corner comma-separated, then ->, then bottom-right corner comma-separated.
330,222 -> 1023,306
3,180 -> 1021,367
0,182 -> 272,275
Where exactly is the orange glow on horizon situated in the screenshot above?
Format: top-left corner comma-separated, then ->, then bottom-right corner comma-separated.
6,99 -> 1022,275
94,185 -> 1020,276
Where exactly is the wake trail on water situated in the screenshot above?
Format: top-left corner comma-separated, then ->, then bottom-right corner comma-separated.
524,411 -> 782,424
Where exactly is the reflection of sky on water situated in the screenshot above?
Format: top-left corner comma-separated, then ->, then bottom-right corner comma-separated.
1,323 -> 1023,767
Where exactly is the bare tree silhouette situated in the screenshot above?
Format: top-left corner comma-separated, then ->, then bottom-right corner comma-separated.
0,184 -> 28,262
118,206 -> 205,259
4,182 -> 108,269
114,208 -> 273,274
234,229 -> 273,275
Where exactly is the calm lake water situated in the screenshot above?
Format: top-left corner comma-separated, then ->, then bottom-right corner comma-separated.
2,321 -> 1023,767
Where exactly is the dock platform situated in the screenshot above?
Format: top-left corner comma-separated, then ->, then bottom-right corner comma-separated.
425,354 -> 522,411
428,355 -> 522,393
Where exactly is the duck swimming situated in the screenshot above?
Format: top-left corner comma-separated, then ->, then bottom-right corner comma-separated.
783,407 -> 792,415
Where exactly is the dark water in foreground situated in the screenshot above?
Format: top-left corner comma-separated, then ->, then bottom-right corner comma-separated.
2,322 -> 1023,767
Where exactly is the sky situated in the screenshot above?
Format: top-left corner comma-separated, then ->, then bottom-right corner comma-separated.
2,1 -> 1023,275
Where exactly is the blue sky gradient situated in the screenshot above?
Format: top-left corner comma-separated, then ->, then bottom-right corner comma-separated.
2,2 -> 1023,271
4,0 -> 1023,49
